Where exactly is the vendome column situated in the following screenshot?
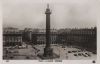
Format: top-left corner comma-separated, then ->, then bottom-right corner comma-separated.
43,4 -> 53,57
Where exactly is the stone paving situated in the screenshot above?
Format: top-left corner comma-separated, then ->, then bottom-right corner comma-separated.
3,44 -> 96,60
34,45 -> 96,60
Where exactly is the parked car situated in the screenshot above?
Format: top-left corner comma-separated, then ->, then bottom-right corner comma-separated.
74,54 -> 77,56
72,51 -> 77,53
68,51 -> 72,53
78,53 -> 82,56
85,53 -> 91,57
82,53 -> 88,57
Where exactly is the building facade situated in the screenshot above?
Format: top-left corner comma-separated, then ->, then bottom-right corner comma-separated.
57,27 -> 96,52
3,27 -> 22,46
3,27 -> 97,52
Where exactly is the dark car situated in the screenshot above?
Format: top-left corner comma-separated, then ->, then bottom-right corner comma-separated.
68,51 -> 71,53
74,54 -> 77,56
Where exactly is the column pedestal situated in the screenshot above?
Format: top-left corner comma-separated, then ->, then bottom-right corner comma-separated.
37,47 -> 59,59
43,47 -> 53,57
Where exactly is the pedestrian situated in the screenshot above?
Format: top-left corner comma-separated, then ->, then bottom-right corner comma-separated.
26,45 -> 28,48
35,51 -> 36,55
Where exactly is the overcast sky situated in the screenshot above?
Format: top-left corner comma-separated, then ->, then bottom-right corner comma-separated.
2,0 -> 98,29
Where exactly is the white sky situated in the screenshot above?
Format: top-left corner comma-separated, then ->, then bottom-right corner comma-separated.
2,0 -> 99,29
